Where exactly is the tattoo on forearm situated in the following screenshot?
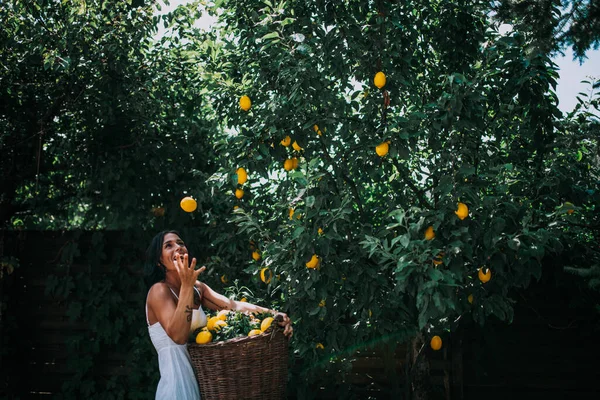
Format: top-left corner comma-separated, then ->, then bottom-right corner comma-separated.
185,305 -> 193,322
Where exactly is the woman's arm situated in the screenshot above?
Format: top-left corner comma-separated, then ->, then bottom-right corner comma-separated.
147,283 -> 195,344
197,281 -> 273,314
198,281 -> 293,337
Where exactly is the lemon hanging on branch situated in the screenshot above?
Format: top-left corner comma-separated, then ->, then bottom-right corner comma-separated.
430,335 -> 442,351
376,141 -> 389,157
455,202 -> 469,220
235,188 -> 244,199
292,141 -> 303,151
236,167 -> 247,185
180,196 -> 197,213
252,250 -> 261,261
478,267 -> 491,283
260,267 -> 273,284
280,136 -> 291,146
424,226 -> 435,240
306,254 -> 320,269
374,71 -> 386,89
313,124 -> 323,136
239,95 -> 251,111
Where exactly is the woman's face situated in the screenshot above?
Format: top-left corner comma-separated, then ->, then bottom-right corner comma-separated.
160,233 -> 188,271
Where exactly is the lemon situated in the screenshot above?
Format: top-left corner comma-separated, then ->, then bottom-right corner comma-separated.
478,267 -> 491,283
240,297 -> 247,302
318,228 -> 324,235
180,197 -> 197,213
424,226 -> 435,240
432,252 -> 444,266
291,157 -> 299,169
467,294 -> 474,304
248,329 -> 262,336
564,202 -> 575,214
236,167 -> 248,185
306,254 -> 319,269
239,95 -> 251,111
314,124 -> 322,136
195,330 -> 213,344
252,251 -> 261,261
376,142 -> 389,157
260,317 -> 274,332
280,135 -> 291,146
233,205 -> 239,210
316,343 -> 324,349
292,141 -> 303,151
220,274 -> 228,284
235,188 -> 244,199
319,299 -> 326,307
374,71 -> 386,89
216,310 -> 229,321
206,316 -> 219,331
284,159 -> 294,171
289,208 -> 295,220
455,202 -> 469,220
260,267 -> 272,284
213,320 -> 227,331
430,335 -> 442,351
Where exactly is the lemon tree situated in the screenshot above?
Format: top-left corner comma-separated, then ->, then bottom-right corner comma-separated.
196,0 -> 599,396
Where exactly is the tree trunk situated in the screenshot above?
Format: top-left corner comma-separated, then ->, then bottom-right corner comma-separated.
411,332 -> 431,400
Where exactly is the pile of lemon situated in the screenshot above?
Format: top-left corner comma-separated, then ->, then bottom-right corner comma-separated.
193,310 -> 276,344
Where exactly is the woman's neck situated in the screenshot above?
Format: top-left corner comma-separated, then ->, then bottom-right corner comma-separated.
164,273 -> 181,292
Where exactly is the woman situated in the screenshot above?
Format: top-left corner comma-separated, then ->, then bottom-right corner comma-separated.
144,230 -> 293,400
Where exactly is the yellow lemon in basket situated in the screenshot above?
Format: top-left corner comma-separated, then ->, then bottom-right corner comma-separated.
217,310 -> 229,321
430,335 -> 442,351
239,95 -> 251,111
260,317 -> 274,332
180,196 -> 197,213
248,329 -> 262,336
213,320 -> 227,331
195,330 -> 213,344
206,316 -> 219,331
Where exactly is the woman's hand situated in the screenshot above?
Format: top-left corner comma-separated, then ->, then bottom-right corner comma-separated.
174,253 -> 205,287
273,312 -> 293,338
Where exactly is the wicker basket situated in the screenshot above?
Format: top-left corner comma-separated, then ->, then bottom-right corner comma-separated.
188,324 -> 289,400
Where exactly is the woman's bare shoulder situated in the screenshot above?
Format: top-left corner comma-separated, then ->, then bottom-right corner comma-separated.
147,282 -> 171,303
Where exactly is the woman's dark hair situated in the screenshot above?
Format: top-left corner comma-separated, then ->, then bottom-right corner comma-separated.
144,230 -> 180,290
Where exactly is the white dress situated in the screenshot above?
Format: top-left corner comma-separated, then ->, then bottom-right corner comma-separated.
146,286 -> 207,400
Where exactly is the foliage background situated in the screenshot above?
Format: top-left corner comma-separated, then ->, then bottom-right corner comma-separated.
1,0 -> 598,399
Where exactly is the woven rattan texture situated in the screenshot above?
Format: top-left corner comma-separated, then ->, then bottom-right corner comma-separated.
188,327 -> 289,400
